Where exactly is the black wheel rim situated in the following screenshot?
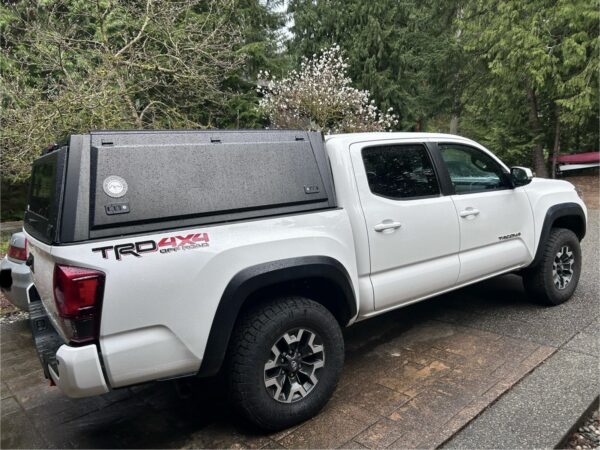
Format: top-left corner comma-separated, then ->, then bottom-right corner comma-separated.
263,328 -> 325,403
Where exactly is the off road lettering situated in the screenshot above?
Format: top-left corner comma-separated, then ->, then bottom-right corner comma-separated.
498,232 -> 521,241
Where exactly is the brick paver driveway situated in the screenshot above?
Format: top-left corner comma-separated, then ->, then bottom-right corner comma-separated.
2,211 -> 598,449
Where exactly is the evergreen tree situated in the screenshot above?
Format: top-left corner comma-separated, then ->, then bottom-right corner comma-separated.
288,0 -> 462,131
219,0 -> 289,128
459,0 -> 599,176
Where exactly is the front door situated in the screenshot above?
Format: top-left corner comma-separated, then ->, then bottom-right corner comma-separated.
437,142 -> 535,283
350,141 -> 460,312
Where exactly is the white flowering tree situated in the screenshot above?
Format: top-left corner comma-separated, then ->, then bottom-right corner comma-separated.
258,45 -> 397,133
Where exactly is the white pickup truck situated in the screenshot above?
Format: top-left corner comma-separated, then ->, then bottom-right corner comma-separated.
21,130 -> 586,430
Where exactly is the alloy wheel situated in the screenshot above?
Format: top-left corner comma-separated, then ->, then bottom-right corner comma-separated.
552,245 -> 575,290
264,328 -> 325,403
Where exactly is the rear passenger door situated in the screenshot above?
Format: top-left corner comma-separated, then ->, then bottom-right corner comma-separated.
350,142 -> 460,312
437,142 -> 534,283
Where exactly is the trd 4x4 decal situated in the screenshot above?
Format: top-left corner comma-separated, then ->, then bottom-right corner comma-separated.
92,233 -> 209,260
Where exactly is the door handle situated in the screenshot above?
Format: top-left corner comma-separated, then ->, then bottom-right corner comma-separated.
374,221 -> 402,232
459,208 -> 480,218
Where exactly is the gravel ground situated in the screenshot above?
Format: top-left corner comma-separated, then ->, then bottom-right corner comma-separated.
567,409 -> 600,449
0,307 -> 28,324
0,291 -> 14,310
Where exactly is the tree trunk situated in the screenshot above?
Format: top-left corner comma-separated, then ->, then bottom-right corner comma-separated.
449,115 -> 459,134
550,106 -> 560,179
450,11 -> 463,136
526,88 -> 548,177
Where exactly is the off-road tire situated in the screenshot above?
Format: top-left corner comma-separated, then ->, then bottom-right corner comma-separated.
227,296 -> 344,431
523,228 -> 581,306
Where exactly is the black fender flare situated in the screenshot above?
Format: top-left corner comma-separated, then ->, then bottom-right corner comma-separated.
198,256 -> 357,377
530,202 -> 586,268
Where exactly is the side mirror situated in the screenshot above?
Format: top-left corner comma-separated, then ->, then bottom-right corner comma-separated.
510,166 -> 534,187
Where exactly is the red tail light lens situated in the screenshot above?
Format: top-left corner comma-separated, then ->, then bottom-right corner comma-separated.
8,240 -> 27,261
53,265 -> 105,344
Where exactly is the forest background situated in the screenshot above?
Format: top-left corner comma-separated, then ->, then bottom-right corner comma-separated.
1,0 -> 597,219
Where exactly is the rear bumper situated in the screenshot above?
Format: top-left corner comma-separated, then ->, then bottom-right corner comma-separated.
29,291 -> 108,398
0,256 -> 32,311
48,345 -> 109,398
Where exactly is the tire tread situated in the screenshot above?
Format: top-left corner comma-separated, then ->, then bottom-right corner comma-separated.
524,227 -> 581,305
227,296 -> 343,430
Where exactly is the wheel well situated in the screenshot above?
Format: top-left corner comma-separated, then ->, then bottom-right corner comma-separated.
529,204 -> 586,270
240,277 -> 353,327
552,215 -> 585,240
198,256 -> 356,377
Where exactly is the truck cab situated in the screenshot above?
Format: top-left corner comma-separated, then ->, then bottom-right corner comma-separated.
326,133 -> 585,315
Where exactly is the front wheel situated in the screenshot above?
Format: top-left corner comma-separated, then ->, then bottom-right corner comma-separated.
523,228 -> 582,305
227,296 -> 344,430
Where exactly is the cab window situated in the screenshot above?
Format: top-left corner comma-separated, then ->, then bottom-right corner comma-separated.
362,144 -> 440,199
439,144 -> 509,194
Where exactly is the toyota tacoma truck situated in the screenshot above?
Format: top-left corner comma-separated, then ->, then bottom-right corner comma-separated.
21,130 -> 586,430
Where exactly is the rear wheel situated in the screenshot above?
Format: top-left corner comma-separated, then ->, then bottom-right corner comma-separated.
523,228 -> 582,305
227,296 -> 344,430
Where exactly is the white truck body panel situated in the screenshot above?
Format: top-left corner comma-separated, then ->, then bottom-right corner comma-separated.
28,208 -> 358,387
525,177 -> 589,250
450,187 -> 534,283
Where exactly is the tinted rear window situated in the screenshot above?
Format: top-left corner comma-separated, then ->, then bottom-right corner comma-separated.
24,149 -> 66,243
362,144 -> 440,199
29,153 -> 57,219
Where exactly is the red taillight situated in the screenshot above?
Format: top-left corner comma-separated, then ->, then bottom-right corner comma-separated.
53,265 -> 105,344
8,240 -> 27,261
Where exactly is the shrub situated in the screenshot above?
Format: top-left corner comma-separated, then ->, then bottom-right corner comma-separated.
258,45 -> 397,133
